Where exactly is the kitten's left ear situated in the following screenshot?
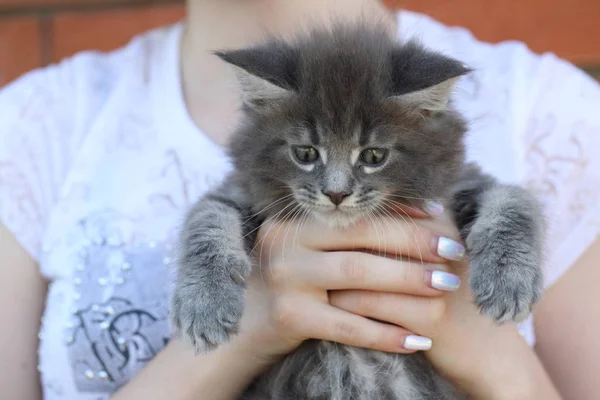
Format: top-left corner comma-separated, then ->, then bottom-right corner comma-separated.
389,41 -> 471,114
215,40 -> 298,109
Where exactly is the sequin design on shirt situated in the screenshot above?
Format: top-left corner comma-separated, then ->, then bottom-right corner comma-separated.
64,211 -> 175,392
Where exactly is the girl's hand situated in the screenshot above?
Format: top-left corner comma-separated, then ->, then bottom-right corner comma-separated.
329,211 -> 544,399
232,206 -> 464,363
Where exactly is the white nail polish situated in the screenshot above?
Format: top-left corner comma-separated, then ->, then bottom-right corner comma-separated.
431,270 -> 461,291
404,335 -> 432,351
424,200 -> 444,216
437,237 -> 466,261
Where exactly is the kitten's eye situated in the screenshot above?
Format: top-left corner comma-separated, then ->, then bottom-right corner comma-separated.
293,146 -> 319,164
359,148 -> 388,166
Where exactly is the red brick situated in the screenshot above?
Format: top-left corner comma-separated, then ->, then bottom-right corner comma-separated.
52,4 -> 185,61
0,0 -> 182,8
384,0 -> 600,65
0,18 -> 41,87
0,0 -> 87,7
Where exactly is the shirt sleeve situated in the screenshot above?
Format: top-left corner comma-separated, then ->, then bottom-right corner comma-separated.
0,61 -> 83,262
517,51 -> 600,287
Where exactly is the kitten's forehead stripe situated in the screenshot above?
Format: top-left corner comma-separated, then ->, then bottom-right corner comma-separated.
296,127 -> 312,143
307,117 -> 320,145
319,148 -> 328,165
351,149 -> 360,165
358,124 -> 369,147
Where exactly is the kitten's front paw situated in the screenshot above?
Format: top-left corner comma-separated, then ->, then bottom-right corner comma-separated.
171,253 -> 251,353
468,242 -> 543,324
172,281 -> 246,352
463,185 -> 545,324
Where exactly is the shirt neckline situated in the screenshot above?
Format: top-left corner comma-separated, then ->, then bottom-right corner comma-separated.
151,22 -> 228,160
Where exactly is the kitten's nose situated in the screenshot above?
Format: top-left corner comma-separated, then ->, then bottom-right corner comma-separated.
322,191 -> 351,206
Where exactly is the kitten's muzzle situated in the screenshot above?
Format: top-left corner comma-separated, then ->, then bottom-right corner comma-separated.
322,191 -> 351,206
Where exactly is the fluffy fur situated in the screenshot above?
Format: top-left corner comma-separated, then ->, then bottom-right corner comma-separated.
171,23 -> 545,399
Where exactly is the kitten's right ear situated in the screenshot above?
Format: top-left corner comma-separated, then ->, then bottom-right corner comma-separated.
215,41 -> 298,109
389,41 -> 471,115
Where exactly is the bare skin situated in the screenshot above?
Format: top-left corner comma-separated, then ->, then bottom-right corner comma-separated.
112,209 -> 562,400
534,238 -> 600,399
0,222 -> 46,400
180,0 -> 395,147
1,1 -> 598,399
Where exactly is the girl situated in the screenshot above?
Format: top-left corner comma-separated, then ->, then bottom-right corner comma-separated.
1,1 -> 599,399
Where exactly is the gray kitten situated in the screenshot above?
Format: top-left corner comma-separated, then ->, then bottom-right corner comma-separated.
171,23 -> 544,399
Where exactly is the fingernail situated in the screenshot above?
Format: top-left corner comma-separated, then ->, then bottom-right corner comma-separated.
404,335 -> 432,351
430,270 -> 461,291
436,236 -> 466,261
424,200 -> 444,216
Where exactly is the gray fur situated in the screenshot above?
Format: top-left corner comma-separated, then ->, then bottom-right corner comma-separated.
242,343 -> 464,400
171,22 -> 544,399
450,164 -> 544,323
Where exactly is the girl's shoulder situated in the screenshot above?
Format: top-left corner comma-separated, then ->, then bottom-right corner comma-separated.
0,23 -> 182,262
398,10 -> 600,126
400,11 -> 600,288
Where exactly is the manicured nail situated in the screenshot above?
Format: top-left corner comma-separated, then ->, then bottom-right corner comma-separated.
436,236 -> 465,261
430,270 -> 461,291
404,335 -> 432,351
424,200 -> 444,216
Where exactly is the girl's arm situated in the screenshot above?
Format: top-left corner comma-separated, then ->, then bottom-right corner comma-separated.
0,223 -> 47,400
534,238 -> 600,399
110,338 -> 272,400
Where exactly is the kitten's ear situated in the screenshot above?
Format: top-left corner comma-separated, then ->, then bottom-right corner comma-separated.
389,41 -> 471,114
215,41 -> 298,109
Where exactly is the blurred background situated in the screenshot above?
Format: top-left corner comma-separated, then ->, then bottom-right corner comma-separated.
0,0 -> 599,87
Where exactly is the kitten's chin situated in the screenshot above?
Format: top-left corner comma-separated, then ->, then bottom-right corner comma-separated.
311,209 -> 363,230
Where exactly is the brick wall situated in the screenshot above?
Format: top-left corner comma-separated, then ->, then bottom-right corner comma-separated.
1,0 -> 599,87
0,0 -> 185,86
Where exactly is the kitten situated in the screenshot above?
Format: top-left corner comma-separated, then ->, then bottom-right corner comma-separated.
171,23 -> 544,399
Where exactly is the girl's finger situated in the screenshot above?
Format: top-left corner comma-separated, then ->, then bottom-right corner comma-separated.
281,251 -> 459,295
297,217 -> 465,263
385,200 -> 445,219
295,302 -> 432,353
328,290 -> 447,336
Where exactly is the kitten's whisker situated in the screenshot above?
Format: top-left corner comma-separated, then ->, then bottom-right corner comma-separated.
241,195 -> 295,242
371,210 -> 386,259
253,215 -> 287,284
251,201 -> 297,258
260,209 -> 294,283
373,204 -> 400,260
381,198 -> 422,247
363,210 -> 384,258
376,215 -> 387,259
251,206 -> 292,264
293,206 -> 312,255
381,199 -> 427,264
293,205 -> 313,261
281,204 -> 306,268
364,209 -> 383,258
380,205 -> 412,265
241,194 -> 294,225
267,203 -> 303,282
280,204 -> 305,267
291,209 -> 303,256
385,194 -> 442,202
243,217 -> 276,241
378,206 -> 398,256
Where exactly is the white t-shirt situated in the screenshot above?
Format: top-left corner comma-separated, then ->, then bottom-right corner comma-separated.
1,11 -> 599,400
